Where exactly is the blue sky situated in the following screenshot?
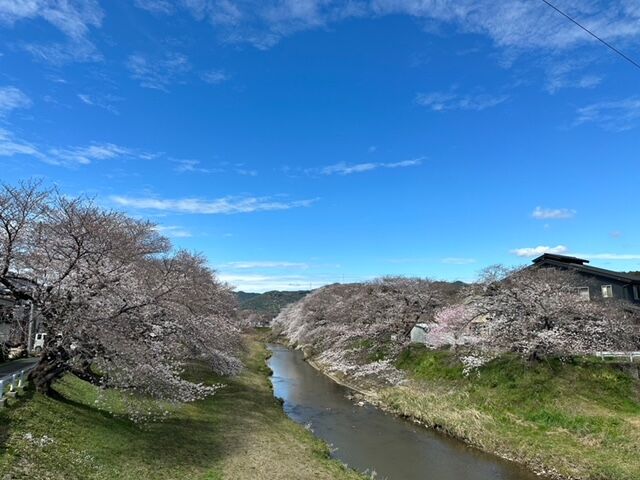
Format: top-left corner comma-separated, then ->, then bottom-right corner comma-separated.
1,1 -> 640,292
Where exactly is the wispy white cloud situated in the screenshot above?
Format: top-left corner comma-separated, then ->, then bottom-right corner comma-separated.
173,159 -> 220,174
532,206 -> 576,220
511,245 -> 568,258
544,60 -> 602,94
0,129 -> 156,167
236,168 -> 258,176
77,93 -> 121,114
134,0 -> 175,15
126,52 -> 191,91
172,159 -> 257,176
111,195 -> 317,215
322,162 -> 377,175
201,69 -> 230,84
371,1 -> 640,51
416,90 -> 508,112
152,225 -> 192,238
46,143 -> 154,167
0,0 -> 103,39
0,86 -> 31,117
0,128 -> 42,158
320,157 -> 423,175
23,38 -> 101,65
218,271 -> 358,293
0,1 -> 104,64
574,97 -> 640,132
224,261 -> 309,269
6,0 -> 640,71
574,253 -> 640,261
384,256 -> 477,265
511,245 -> 640,261
131,1 -> 640,55
217,273 -> 319,293
441,257 -> 477,265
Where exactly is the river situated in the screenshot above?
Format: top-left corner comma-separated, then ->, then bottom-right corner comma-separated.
268,344 -> 544,480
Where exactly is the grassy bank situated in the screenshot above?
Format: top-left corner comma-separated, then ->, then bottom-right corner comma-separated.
375,345 -> 640,480
0,336 -> 365,480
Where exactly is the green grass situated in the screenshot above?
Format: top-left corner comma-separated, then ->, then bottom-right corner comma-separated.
352,338 -> 392,363
382,344 -> 640,480
0,336 -> 365,480
396,344 -> 465,380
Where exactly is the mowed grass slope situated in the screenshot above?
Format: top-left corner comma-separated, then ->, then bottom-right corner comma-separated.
382,345 -> 640,480
0,337 -> 364,480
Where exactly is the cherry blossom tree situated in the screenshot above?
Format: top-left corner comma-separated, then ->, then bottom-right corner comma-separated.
426,304 -> 478,349
274,265 -> 639,373
273,277 -> 464,383
470,266 -> 639,360
0,181 -> 241,401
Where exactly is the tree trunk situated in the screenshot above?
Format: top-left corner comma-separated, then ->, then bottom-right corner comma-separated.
71,361 -> 102,386
527,348 -> 544,363
28,349 -> 70,396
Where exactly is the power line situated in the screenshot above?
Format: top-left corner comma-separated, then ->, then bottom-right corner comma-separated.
538,0 -> 640,71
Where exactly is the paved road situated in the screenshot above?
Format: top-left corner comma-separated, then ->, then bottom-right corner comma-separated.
0,358 -> 39,379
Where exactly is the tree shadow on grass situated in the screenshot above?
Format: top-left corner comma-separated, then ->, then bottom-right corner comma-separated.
46,377 -> 275,474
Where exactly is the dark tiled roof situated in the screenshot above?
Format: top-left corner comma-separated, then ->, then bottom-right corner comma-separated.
532,254 -> 640,284
532,253 -> 589,265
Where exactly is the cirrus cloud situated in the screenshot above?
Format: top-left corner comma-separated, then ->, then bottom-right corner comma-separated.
111,195 -> 317,215
416,91 -> 508,112
0,86 -> 32,117
0,0 -> 104,64
532,206 -> 576,220
0,128 -> 41,157
441,257 -> 477,265
126,52 -> 191,91
511,245 -> 568,257
224,261 -> 309,269
132,0 -> 640,55
320,157 -> 424,175
574,96 -> 640,132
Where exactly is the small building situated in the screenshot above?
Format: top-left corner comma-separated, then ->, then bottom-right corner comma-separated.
410,323 -> 431,344
532,253 -> 640,304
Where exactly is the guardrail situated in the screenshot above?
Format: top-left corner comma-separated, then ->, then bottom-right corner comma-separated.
595,351 -> 640,362
0,363 -> 38,403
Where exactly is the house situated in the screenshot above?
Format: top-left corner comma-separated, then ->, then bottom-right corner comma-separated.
410,323 -> 430,344
531,253 -> 640,304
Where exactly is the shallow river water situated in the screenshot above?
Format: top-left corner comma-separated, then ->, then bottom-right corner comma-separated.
268,344 -> 545,480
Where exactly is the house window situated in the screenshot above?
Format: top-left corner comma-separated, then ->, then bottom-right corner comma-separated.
576,287 -> 591,301
634,285 -> 640,301
601,285 -> 613,298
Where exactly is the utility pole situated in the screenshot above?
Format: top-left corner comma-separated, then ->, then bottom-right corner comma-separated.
27,302 -> 35,353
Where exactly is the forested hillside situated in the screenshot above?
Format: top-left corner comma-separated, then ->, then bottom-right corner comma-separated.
237,290 -> 310,317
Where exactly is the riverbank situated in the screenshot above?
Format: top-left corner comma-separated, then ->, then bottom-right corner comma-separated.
0,336 -> 365,480
303,344 -> 640,480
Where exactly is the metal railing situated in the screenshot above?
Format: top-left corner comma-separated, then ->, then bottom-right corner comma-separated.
0,363 -> 38,403
595,351 -> 640,362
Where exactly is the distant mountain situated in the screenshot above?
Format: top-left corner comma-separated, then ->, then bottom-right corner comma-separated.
236,290 -> 310,317
235,291 -> 261,304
